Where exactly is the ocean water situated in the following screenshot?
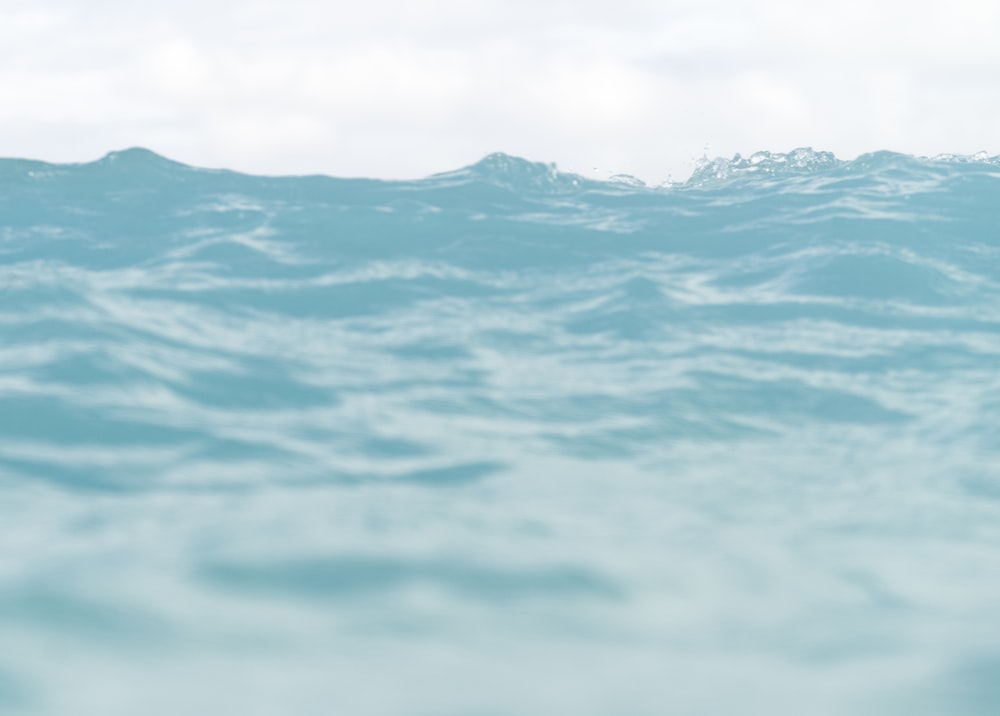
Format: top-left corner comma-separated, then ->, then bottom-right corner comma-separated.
1,147 -> 1000,715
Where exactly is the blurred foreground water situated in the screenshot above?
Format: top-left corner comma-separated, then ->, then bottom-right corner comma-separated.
2,148 -> 1000,714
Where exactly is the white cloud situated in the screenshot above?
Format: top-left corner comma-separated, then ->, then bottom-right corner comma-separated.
0,0 -> 998,182
142,40 -> 216,101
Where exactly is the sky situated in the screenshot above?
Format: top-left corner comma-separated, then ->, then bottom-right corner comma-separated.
1,0 -> 998,183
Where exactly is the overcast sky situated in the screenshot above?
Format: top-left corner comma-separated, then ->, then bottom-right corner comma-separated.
2,0 -> 998,182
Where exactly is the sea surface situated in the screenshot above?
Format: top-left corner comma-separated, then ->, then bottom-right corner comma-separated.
2,147 -> 1000,715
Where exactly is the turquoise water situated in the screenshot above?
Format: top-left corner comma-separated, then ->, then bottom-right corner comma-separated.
2,147 -> 1000,714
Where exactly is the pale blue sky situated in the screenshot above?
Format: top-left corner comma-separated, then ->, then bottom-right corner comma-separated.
1,0 -> 997,181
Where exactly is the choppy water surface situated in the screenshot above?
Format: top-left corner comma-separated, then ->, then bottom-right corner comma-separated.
2,147 -> 1000,715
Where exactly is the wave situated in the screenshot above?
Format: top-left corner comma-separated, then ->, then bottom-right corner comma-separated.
6,144 -> 1000,188
1,145 -> 1000,715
